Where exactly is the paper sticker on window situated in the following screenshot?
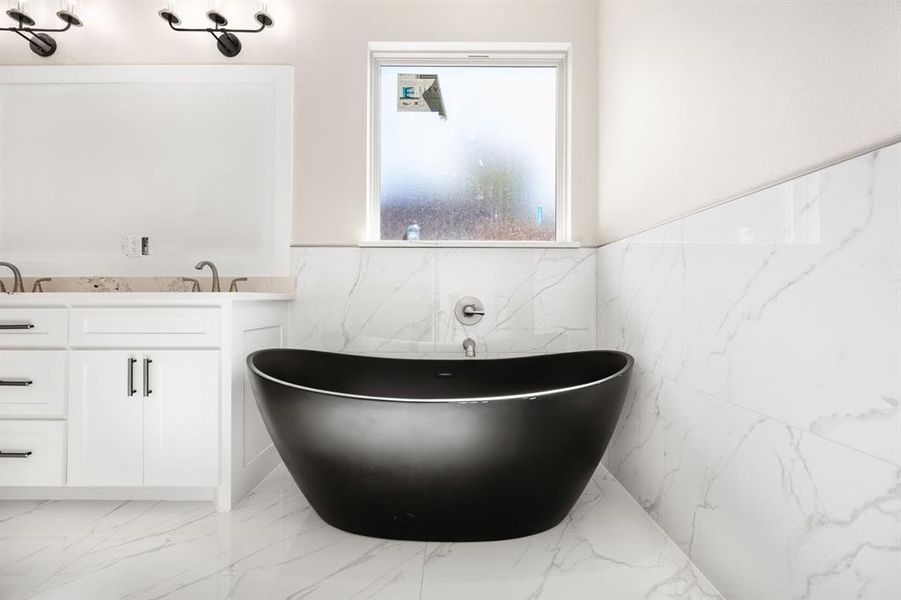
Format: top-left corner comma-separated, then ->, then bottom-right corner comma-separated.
397,74 -> 447,119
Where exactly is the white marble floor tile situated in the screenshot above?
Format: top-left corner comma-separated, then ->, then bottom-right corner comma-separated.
420,467 -> 721,600
0,464 -> 718,600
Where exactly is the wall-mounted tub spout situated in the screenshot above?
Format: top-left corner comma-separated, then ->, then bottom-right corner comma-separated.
463,337 -> 476,358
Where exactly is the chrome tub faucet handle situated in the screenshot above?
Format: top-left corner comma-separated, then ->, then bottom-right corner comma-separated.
454,296 -> 485,325
463,304 -> 485,317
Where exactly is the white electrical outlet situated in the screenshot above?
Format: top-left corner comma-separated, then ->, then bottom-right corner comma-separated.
123,235 -> 142,257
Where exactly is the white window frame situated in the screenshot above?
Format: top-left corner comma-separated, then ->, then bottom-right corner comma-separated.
365,42 -> 574,247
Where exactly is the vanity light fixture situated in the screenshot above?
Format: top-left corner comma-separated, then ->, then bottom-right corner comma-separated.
158,3 -> 274,58
1,1 -> 83,57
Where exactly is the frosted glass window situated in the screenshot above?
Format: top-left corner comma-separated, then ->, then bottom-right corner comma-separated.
378,65 -> 558,241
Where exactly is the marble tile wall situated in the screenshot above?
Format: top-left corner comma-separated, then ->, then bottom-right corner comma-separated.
288,247 -> 597,357
597,143 -> 901,599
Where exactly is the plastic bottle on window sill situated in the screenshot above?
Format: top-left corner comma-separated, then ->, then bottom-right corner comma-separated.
404,223 -> 421,241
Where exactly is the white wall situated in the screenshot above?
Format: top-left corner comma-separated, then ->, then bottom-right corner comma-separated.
0,0 -> 601,245
5,1 -> 898,248
0,66 -> 292,277
597,0 -> 901,244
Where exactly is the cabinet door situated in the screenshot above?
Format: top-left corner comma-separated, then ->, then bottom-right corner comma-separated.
68,351 -> 143,486
143,350 -> 219,486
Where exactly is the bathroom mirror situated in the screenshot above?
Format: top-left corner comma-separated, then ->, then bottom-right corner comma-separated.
0,66 -> 293,277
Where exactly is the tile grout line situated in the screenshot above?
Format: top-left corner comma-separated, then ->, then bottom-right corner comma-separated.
417,541 -> 428,600
702,386 -> 901,468
640,367 -> 901,468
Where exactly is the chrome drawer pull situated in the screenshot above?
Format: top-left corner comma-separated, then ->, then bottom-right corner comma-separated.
127,357 -> 137,397
0,323 -> 35,330
143,358 -> 153,397
0,450 -> 33,458
0,379 -> 33,387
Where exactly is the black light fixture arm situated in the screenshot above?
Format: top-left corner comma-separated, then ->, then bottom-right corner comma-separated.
0,21 -> 72,34
8,28 -> 50,55
2,6 -> 82,57
163,19 -> 265,35
158,7 -> 273,58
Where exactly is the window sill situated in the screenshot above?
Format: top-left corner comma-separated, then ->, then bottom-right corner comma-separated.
357,240 -> 581,249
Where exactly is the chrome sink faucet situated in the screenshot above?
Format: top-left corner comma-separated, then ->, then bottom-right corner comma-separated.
0,262 -> 25,293
32,278 -> 52,293
194,261 -> 221,292
463,338 -> 477,358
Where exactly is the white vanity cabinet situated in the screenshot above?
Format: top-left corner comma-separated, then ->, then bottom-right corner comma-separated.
0,293 -> 292,510
68,350 -> 219,487
68,350 -> 144,486
140,350 -> 220,487
0,308 -> 68,486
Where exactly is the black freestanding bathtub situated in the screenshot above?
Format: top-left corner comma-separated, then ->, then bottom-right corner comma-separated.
247,349 -> 633,541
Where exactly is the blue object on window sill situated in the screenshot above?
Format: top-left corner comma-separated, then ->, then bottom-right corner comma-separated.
404,223 -> 421,241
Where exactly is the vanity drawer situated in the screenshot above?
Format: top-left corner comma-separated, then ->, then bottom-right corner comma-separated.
0,308 -> 68,348
0,351 -> 66,417
69,307 -> 222,348
0,420 -> 66,487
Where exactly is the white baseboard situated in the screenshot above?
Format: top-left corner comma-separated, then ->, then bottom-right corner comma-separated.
0,486 -> 216,502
